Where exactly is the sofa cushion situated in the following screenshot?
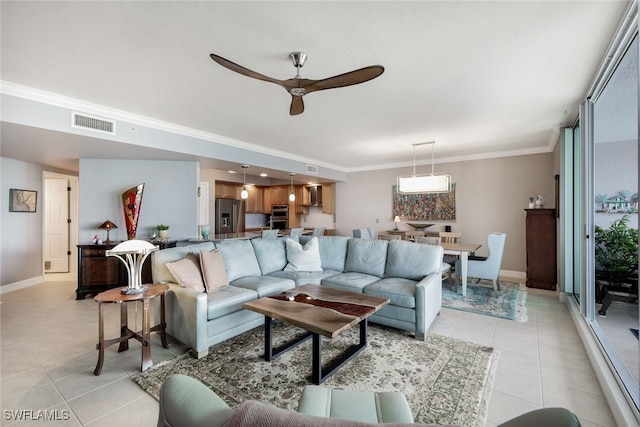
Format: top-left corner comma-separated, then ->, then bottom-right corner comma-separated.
151,242 -> 215,284
165,253 -> 205,292
384,239 -> 442,280
251,238 -> 287,275
345,239 -> 388,277
363,277 -> 416,308
205,286 -> 259,320
321,272 -> 381,294
231,275 -> 295,298
267,270 -> 341,286
301,235 -> 349,272
216,240 -> 262,282
199,249 -> 229,293
284,237 -> 322,272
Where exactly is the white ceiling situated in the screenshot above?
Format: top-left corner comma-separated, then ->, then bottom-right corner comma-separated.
0,1 -> 631,178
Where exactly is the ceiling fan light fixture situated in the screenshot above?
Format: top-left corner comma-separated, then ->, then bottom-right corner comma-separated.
397,142 -> 452,194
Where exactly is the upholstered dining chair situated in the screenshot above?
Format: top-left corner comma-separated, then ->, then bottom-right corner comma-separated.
289,228 -> 304,239
415,236 -> 452,284
261,229 -> 279,239
378,234 -> 401,241
352,228 -> 375,239
312,227 -> 326,236
455,232 -> 507,292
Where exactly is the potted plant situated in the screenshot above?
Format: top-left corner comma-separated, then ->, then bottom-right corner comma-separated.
156,224 -> 170,240
594,215 -> 638,286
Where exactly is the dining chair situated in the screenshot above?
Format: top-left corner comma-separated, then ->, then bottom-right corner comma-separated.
289,228 -> 304,239
378,234 -> 401,241
415,236 -> 452,284
455,232 -> 506,291
439,231 -> 462,268
353,228 -> 375,239
312,227 -> 326,236
261,229 -> 279,239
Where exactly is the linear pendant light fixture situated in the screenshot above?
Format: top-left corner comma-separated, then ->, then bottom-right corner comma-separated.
397,141 -> 451,194
240,165 -> 249,199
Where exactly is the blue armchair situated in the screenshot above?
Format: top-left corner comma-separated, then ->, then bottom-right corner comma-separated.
456,232 -> 506,291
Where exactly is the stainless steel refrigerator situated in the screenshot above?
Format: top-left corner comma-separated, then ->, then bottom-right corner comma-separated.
214,199 -> 245,234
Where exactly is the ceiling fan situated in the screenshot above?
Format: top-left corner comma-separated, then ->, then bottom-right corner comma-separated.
209,52 -> 384,115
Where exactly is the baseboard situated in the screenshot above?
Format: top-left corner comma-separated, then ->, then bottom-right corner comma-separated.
0,276 -> 44,294
499,269 -> 526,281
566,295 -> 640,426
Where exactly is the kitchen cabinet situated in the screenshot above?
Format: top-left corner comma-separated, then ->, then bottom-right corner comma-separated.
245,186 -> 265,213
525,209 -> 557,290
293,185 -> 309,214
264,186 -> 289,209
215,182 -> 241,199
321,183 -> 335,214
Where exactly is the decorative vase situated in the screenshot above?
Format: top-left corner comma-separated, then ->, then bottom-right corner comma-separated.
158,229 -> 169,240
122,183 -> 145,240
199,225 -> 210,240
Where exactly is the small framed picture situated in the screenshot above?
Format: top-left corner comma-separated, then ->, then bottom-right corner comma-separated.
9,189 -> 37,212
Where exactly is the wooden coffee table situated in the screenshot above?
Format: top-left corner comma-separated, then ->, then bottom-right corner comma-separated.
243,284 -> 389,384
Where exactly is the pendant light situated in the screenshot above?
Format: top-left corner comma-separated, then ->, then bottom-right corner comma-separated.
240,165 -> 249,200
288,173 -> 296,202
397,142 -> 451,194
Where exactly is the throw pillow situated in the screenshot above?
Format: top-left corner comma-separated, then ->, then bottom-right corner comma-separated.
165,253 -> 205,292
284,237 -> 322,272
199,249 -> 229,292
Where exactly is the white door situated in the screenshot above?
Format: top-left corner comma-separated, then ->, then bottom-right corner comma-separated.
44,178 -> 69,273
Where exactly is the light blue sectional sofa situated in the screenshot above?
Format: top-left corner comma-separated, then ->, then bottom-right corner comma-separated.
151,236 -> 443,358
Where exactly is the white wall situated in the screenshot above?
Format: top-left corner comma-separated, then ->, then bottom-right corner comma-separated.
335,152 -> 555,272
79,159 -> 199,243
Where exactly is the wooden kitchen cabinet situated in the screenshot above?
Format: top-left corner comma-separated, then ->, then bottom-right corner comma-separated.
525,209 -> 557,290
293,185 -> 309,214
245,186 -> 265,213
321,182 -> 335,214
215,182 -> 241,199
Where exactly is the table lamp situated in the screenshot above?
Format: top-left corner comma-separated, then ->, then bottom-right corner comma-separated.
98,220 -> 118,244
106,240 -> 158,294
393,216 -> 400,231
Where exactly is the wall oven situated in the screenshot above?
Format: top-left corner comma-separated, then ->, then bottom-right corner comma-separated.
270,204 -> 289,230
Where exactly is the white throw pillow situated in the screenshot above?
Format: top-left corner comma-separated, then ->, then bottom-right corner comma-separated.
284,237 -> 323,272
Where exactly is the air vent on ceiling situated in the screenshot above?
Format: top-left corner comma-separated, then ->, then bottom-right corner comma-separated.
71,112 -> 116,135
305,164 -> 319,175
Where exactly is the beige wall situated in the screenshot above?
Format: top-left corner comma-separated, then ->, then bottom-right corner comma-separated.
335,152 -> 555,273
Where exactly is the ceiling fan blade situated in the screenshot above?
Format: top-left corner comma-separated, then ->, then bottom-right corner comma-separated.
304,65 -> 384,93
210,53 -> 285,87
290,96 -> 304,115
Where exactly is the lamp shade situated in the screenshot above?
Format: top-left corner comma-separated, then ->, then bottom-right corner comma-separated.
397,174 -> 451,194
394,216 -> 400,222
98,220 -> 117,230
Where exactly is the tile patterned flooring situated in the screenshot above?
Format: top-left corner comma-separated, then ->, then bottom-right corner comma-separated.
0,276 -> 618,426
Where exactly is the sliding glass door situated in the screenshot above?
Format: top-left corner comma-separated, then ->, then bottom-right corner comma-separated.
580,34 -> 639,409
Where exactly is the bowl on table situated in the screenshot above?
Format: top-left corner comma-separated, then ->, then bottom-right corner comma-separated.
406,223 -> 434,230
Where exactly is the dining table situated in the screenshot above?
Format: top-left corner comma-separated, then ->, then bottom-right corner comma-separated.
440,241 -> 482,297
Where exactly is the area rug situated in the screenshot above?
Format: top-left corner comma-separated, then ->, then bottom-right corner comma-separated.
442,280 -> 528,322
133,322 -> 498,427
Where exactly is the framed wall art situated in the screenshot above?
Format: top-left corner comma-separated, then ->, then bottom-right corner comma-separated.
9,189 -> 37,212
392,183 -> 456,221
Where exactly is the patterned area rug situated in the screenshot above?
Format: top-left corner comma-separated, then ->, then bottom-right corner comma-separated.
133,322 -> 498,426
442,280 -> 528,322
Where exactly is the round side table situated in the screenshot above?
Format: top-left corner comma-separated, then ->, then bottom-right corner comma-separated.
93,284 -> 169,375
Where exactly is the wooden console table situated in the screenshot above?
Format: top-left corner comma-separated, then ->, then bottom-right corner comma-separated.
93,284 -> 169,375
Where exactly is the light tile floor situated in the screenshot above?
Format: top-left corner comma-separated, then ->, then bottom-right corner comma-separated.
0,276 -> 617,426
